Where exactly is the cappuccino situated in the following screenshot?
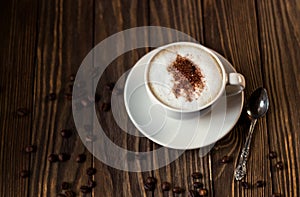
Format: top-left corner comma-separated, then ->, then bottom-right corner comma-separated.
147,44 -> 224,110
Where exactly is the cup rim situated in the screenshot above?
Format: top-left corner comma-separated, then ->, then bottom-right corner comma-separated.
144,42 -> 227,113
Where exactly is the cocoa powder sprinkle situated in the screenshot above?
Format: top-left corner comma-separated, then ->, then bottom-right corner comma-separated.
167,55 -> 205,102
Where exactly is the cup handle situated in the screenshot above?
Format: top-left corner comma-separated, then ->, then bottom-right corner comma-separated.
226,73 -> 246,96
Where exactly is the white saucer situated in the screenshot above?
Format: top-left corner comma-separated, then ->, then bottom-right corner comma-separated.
124,49 -> 244,149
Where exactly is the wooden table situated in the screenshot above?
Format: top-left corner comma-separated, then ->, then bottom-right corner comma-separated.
1,0 -> 299,196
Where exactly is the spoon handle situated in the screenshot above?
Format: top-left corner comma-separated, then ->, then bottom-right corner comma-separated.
234,119 -> 257,181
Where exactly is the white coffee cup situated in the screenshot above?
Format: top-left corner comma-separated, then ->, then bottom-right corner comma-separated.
144,42 -> 245,116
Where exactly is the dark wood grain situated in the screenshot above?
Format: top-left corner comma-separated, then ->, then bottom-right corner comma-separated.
0,0 -> 299,196
28,0 -> 94,196
0,0 -> 38,196
93,0 -> 150,196
257,0 -> 300,195
149,1 -> 214,197
203,0 -> 273,196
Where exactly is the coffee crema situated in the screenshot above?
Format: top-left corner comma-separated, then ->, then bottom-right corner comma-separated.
147,44 -> 223,110
167,54 -> 206,102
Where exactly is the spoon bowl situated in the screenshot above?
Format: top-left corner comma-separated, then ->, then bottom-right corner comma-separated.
234,87 -> 269,181
246,87 -> 269,119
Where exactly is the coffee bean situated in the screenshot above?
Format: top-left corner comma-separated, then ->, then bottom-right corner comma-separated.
189,190 -> 200,197
256,180 -> 266,187
240,181 -> 250,189
192,172 -> 202,179
144,177 -> 156,191
80,185 -> 91,193
65,190 -> 75,197
100,102 -> 111,112
172,186 -> 184,194
87,179 -> 96,188
61,182 -> 70,190
86,167 -> 97,176
69,74 -> 75,82
276,161 -> 284,170
76,154 -> 86,163
20,170 -> 30,178
60,129 -> 72,138
48,154 -> 59,162
199,188 -> 208,196
56,194 -> 66,197
143,183 -> 151,190
161,181 -> 171,191
17,108 -> 29,117
146,176 -> 157,185
269,151 -> 277,159
144,183 -> 155,191
47,93 -> 56,101
105,82 -> 115,90
193,181 -> 203,189
221,155 -> 232,163
24,145 -> 37,153
58,153 -> 70,162
271,193 -> 281,197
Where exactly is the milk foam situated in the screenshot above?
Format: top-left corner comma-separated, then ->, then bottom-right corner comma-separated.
148,44 -> 223,110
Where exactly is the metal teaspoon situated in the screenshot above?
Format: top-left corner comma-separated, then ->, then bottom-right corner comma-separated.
234,87 -> 269,181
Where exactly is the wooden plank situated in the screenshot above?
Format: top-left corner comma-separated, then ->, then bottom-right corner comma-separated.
203,0 -> 273,196
0,0 -> 38,196
257,0 -> 300,196
93,0 -> 150,196
28,0 -> 94,196
148,1 -> 211,197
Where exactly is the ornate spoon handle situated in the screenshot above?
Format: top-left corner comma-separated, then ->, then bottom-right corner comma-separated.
234,119 -> 257,181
